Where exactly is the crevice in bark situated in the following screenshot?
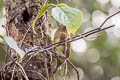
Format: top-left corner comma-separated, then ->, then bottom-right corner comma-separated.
22,8 -> 31,23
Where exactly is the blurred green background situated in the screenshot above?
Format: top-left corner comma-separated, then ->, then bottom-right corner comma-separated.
1,0 -> 120,80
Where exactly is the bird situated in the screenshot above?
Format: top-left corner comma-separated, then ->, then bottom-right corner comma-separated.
54,23 -> 71,59
53,23 -> 71,73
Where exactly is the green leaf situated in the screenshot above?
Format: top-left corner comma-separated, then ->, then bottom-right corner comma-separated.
57,3 -> 68,7
32,4 -> 55,34
4,36 -> 25,59
52,7 -> 82,34
0,35 -> 4,39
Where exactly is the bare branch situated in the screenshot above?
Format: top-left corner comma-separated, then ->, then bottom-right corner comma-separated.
27,10 -> 120,55
28,25 -> 114,55
67,60 -> 80,80
26,70 -> 47,80
99,11 -> 120,29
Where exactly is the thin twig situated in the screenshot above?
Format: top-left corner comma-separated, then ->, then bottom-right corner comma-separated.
11,65 -> 16,80
67,60 -> 80,80
46,50 -> 53,62
62,38 -> 68,79
47,50 -> 79,80
56,0 -> 60,4
29,25 -> 114,55
2,51 -> 29,80
61,62 -> 68,80
99,11 -> 120,29
15,62 -> 29,80
44,52 -> 49,80
3,61 -> 13,71
74,11 -> 120,37
67,0 -> 71,6
64,38 -> 68,58
27,70 -> 47,80
47,25 -> 114,48
53,51 -> 80,80
21,25 -> 32,48
43,0 -> 48,6
28,11 -> 119,54
22,55 -> 33,68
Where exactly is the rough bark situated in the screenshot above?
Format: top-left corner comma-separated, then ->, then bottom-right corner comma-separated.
1,0 -> 58,80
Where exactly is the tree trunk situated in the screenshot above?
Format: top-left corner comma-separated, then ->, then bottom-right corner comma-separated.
3,0 -> 58,80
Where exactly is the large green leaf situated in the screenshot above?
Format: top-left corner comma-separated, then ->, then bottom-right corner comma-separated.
4,36 -> 25,59
52,7 -> 82,34
0,35 -> 4,39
